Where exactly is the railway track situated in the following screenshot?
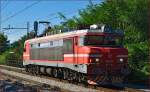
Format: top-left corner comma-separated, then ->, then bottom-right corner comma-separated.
0,65 -> 146,92
0,73 -> 58,92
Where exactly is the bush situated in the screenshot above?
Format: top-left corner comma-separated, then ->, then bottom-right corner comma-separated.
126,42 -> 149,69
0,54 -> 6,64
127,68 -> 149,85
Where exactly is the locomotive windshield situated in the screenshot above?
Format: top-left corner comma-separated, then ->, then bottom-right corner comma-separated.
79,35 -> 123,47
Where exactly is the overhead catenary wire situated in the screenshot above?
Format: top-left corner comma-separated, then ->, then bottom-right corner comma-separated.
1,1 -> 41,24
1,0 -> 9,10
4,10 -> 78,35
5,30 -> 27,35
49,10 -> 78,20
35,8 -> 80,21
2,0 -> 80,35
4,11 -> 76,33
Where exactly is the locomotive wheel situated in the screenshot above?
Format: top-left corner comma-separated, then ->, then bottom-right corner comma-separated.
58,68 -> 63,79
46,67 -> 52,76
78,73 -> 82,83
81,74 -> 87,83
35,66 -> 40,75
32,65 -> 36,75
25,65 -> 29,72
68,70 -> 72,81
29,65 -> 33,74
73,72 -> 77,81
28,66 -> 31,73
40,67 -> 46,74
53,68 -> 58,78
63,70 -> 68,80
69,72 -> 72,81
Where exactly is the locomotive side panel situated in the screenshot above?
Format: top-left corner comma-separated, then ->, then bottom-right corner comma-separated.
23,36 -> 87,74
30,40 -> 64,61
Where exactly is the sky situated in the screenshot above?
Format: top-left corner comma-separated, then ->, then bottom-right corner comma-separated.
0,0 -> 102,43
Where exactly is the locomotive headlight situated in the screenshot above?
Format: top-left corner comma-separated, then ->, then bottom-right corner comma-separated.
95,58 -> 100,62
90,58 -> 100,64
119,58 -> 124,63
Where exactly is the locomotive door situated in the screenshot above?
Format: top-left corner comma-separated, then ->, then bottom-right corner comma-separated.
63,38 -> 74,63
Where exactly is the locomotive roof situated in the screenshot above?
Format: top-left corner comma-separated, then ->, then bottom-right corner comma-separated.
26,28 -> 124,44
26,29 -> 90,44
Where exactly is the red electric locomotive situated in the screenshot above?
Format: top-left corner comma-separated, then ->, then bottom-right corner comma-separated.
23,24 -> 130,85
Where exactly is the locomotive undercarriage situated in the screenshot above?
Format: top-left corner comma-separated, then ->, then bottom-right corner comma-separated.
25,64 -> 87,83
87,71 -> 125,85
25,64 -> 126,85
86,63 -> 128,85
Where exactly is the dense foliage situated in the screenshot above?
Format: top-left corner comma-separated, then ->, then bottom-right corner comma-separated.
0,31 -> 35,65
0,33 -> 8,54
56,0 -> 149,84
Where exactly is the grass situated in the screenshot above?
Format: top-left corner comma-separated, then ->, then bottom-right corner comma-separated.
127,68 -> 149,85
0,51 -> 10,65
0,54 -> 6,64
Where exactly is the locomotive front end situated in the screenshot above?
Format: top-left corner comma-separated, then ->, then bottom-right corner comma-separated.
80,25 -> 130,85
87,47 -> 129,85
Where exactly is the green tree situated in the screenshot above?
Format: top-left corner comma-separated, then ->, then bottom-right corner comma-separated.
60,0 -> 149,76
0,33 -> 8,54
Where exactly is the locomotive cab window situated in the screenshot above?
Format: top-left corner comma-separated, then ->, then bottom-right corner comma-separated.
63,38 -> 73,53
103,36 -> 123,47
79,35 -> 123,47
79,36 -> 104,46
